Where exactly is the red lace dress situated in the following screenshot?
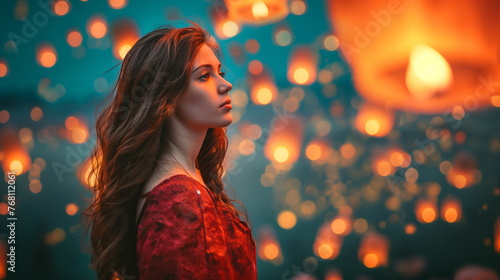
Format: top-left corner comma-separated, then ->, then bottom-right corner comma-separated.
136,174 -> 257,280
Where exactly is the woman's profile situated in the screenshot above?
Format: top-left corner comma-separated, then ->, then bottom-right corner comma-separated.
81,22 -> 257,280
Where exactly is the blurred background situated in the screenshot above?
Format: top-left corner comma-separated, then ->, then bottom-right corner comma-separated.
1,0 -> 500,279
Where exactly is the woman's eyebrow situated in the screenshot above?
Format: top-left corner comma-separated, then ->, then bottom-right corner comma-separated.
192,63 -> 222,73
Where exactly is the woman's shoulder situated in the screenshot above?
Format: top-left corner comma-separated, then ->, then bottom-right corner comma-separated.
145,173 -> 198,197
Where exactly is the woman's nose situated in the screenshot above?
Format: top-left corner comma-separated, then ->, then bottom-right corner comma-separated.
219,78 -> 233,94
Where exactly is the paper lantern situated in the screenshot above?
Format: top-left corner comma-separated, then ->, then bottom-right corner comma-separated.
210,5 -> 240,39
358,231 -> 390,268
287,46 -> 317,85
111,18 -> 139,60
328,0 -> 500,113
440,196 -> 462,223
415,198 -> 438,223
313,222 -> 343,260
354,103 -> 394,137
257,225 -> 283,264
225,0 -> 288,25
0,128 -> 32,175
264,115 -> 303,165
248,65 -> 277,105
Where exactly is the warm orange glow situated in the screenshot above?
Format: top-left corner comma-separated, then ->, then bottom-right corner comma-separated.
328,1 -> 500,114
88,17 -> 108,38
249,66 -> 277,105
358,232 -> 389,268
273,147 -> 289,163
314,222 -> 343,260
264,111 -> 303,166
66,203 -> 79,216
277,210 -> 297,229
222,21 -> 239,38
325,269 -> 343,280
37,45 -> 57,68
248,60 -> 263,75
65,116 -> 79,130
363,253 -> 379,268
375,160 -> 392,176
306,144 -> 321,161
53,0 -> 70,16
0,129 -> 32,175
288,46 -> 317,85
340,143 -> 355,159
65,116 -> 89,144
252,1 -> 269,19
405,224 -> 416,235
492,96 -> 500,107
67,30 -> 83,47
0,61 -> 8,77
305,139 -> 331,163
406,45 -> 453,100
225,0 -> 288,25
415,198 -> 438,223
446,153 -> 478,189
108,0 -> 127,9
355,103 -> 394,137
78,156 -> 99,188
495,217 -> 500,253
258,226 -> 282,262
112,19 -> 139,60
441,196 -> 462,223
330,216 -> 352,236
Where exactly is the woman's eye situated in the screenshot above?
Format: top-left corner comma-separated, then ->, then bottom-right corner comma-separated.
219,72 -> 226,78
199,73 -> 210,80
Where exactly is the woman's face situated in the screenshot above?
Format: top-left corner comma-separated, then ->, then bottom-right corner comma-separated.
174,44 -> 233,130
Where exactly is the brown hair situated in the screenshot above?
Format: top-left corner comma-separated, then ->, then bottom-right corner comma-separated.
80,23 -> 247,279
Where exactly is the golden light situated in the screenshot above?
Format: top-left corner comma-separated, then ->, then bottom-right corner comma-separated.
405,224 -> 416,235
441,196 -> 462,223
339,143 -> 355,159
491,96 -> 500,107
290,0 -> 306,15
65,116 -> 89,144
277,210 -> 297,229
313,222 -> 343,260
0,61 -> 8,77
249,65 -> 277,105
78,156 -> 100,188
325,269 -> 343,280
0,129 -> 32,175
67,30 -> 83,47
305,139 -> 331,163
405,45 -> 453,100
257,226 -> 282,263
248,60 -> 263,75
330,215 -> 352,236
111,19 -> 139,60
222,21 -> 239,37
87,17 -> 108,39
446,152 -> 478,189
53,0 -> 70,16
328,1 -> 500,113
66,203 -> 79,216
495,217 -> 500,253
264,116 -> 303,165
29,179 -> 42,193
287,46 -> 317,85
355,103 -> 394,137
30,107 -> 43,122
225,0 -> 288,25
415,198 -> 438,223
210,5 -> 241,39
358,232 -> 389,268
108,0 -> 127,9
36,45 -> 57,68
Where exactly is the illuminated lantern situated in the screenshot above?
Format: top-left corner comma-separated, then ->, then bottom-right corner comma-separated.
313,222 -> 343,260
224,0 -> 288,25
328,1 -> 500,113
415,198 -> 438,223
305,138 -> 332,164
330,215 -> 352,236
0,128 -> 32,175
257,225 -> 283,264
446,152 -> 478,189
210,5 -> 240,39
325,269 -> 343,280
87,16 -> 108,39
495,217 -> 500,253
358,231 -> 389,268
111,19 -> 139,60
248,65 -> 277,105
354,103 -> 394,137
287,46 -> 317,85
440,196 -> 462,223
264,115 -> 303,166
36,44 -> 57,68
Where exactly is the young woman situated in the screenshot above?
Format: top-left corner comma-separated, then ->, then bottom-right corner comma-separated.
81,23 -> 257,279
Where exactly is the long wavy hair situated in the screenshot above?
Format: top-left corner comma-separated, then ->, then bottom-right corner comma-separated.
80,23 -> 248,280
